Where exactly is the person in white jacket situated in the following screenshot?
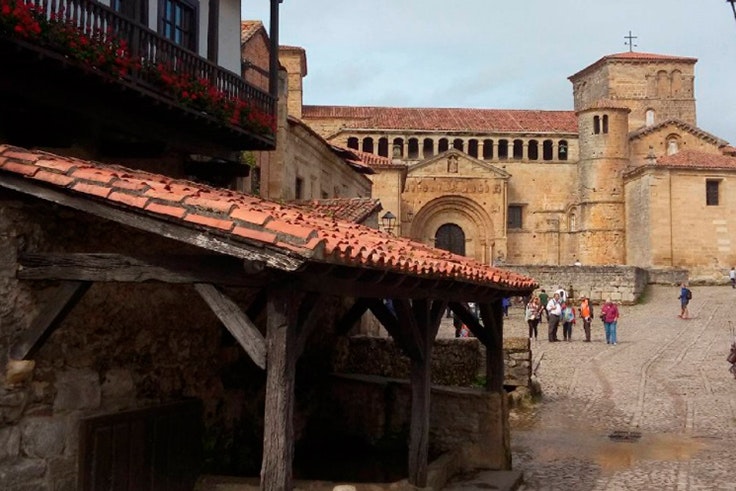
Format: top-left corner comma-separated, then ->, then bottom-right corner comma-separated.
547,293 -> 562,342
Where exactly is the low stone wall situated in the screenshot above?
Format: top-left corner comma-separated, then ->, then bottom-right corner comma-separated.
333,336 -> 532,391
505,265 -> 649,304
328,374 -> 510,472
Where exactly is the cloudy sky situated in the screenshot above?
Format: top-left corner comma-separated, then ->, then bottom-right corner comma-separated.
242,1 -> 736,142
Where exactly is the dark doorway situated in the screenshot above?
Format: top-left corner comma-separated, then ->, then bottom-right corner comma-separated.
435,223 -> 465,256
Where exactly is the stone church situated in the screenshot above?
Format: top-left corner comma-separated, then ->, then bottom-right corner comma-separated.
280,49 -> 736,281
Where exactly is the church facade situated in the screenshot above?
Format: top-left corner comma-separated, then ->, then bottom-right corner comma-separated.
282,50 -> 736,281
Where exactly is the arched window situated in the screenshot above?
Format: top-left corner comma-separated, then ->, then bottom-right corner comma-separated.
468,139 -> 479,158
347,137 -> 359,150
542,140 -> 553,160
666,136 -> 680,155
362,137 -> 374,154
378,137 -> 389,157
513,139 -> 523,160
645,109 -> 655,126
528,140 -> 539,160
392,138 -> 404,158
438,138 -> 449,153
498,139 -> 509,160
569,211 -> 577,232
408,138 -> 419,159
435,223 -> 466,256
671,70 -> 682,95
482,139 -> 494,160
602,115 -> 609,134
657,70 -> 670,96
452,138 -> 464,152
558,140 -> 568,161
593,115 -> 600,134
422,138 -> 434,158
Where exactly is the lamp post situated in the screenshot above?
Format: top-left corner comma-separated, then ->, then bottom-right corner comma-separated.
729,0 -> 736,22
381,211 -> 397,235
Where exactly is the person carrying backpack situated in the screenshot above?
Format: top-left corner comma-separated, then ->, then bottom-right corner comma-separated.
678,283 -> 692,319
561,302 -> 576,341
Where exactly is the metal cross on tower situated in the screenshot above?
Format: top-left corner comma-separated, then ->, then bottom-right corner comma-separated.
624,30 -> 638,52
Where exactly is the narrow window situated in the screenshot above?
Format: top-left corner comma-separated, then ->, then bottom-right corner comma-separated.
667,137 -> 679,156
159,0 -> 197,51
528,140 -> 538,160
542,140 -> 553,161
377,137 -> 389,157
392,138 -> 404,158
602,115 -> 609,134
422,138 -> 434,158
645,109 -> 655,126
408,138 -> 419,159
706,180 -> 720,206
507,205 -> 522,229
295,177 -> 304,200
362,137 -> 374,154
498,139 -> 508,160
438,138 -> 449,153
513,139 -> 523,160
347,137 -> 359,150
482,139 -> 493,160
558,140 -> 568,161
468,139 -> 479,158
593,115 -> 600,134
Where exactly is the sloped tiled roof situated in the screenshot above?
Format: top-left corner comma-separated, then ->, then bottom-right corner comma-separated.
0,145 -> 536,290
629,119 -> 726,146
656,150 -> 736,169
337,147 -> 395,169
302,106 -> 578,134
569,51 -> 697,81
294,197 -> 381,224
240,20 -> 264,44
577,99 -> 632,112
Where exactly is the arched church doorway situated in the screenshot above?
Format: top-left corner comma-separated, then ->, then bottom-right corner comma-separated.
435,223 -> 465,256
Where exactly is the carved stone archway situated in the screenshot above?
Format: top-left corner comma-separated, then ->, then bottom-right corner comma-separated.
410,196 -> 495,264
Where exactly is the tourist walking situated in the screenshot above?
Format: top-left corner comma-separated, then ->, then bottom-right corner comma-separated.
538,289 -> 549,321
561,302 -> 576,341
547,292 -> 562,342
601,299 -> 619,345
678,283 -> 692,319
502,297 -> 511,317
525,296 -> 543,341
578,296 -> 594,342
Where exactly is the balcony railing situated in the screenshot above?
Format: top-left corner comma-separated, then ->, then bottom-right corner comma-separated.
1,0 -> 276,142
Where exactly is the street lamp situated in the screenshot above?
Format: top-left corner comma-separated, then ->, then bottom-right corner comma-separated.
381,211 -> 397,235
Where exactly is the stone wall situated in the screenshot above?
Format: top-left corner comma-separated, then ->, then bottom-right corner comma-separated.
327,374 -> 511,472
505,265 -> 649,304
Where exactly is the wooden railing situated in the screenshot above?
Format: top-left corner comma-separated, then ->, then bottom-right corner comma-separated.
21,0 -> 275,131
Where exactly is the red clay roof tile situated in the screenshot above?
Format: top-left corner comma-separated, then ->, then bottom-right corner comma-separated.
656,150 -> 736,169
302,106 -> 578,134
0,144 -> 537,291
294,197 -> 381,224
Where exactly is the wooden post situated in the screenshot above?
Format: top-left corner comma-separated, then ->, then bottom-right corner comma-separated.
404,299 -> 445,487
260,288 -> 298,491
479,300 -> 504,392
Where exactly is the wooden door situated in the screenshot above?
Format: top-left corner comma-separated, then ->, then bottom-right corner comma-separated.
435,223 -> 465,256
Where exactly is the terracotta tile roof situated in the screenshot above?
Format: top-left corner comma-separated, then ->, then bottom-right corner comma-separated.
240,20 -> 264,43
294,198 -> 381,224
569,51 -> 697,81
0,145 -> 536,291
721,145 -> 736,156
629,119 -> 726,146
655,150 -> 736,169
335,147 -> 394,169
302,106 -> 578,134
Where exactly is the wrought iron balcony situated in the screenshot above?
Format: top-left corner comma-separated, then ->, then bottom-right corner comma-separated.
0,0 -> 276,152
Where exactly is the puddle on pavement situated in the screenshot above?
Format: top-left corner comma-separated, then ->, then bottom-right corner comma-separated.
512,405 -> 706,474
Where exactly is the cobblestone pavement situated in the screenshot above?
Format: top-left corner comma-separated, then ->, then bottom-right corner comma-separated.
491,285 -> 736,491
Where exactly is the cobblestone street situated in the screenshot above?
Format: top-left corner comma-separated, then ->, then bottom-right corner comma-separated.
498,285 -> 736,491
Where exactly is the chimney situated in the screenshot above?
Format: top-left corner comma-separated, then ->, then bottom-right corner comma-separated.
278,46 -> 307,119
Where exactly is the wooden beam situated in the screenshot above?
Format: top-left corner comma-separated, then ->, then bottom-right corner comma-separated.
10,281 -> 91,360
295,293 -> 332,357
393,299 -> 424,362
0,175 -> 304,271
261,288 -> 298,491
17,253 -> 270,286
194,283 -> 266,369
447,302 -> 490,345
334,298 -> 369,336
366,299 -> 421,361
479,300 -> 505,392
